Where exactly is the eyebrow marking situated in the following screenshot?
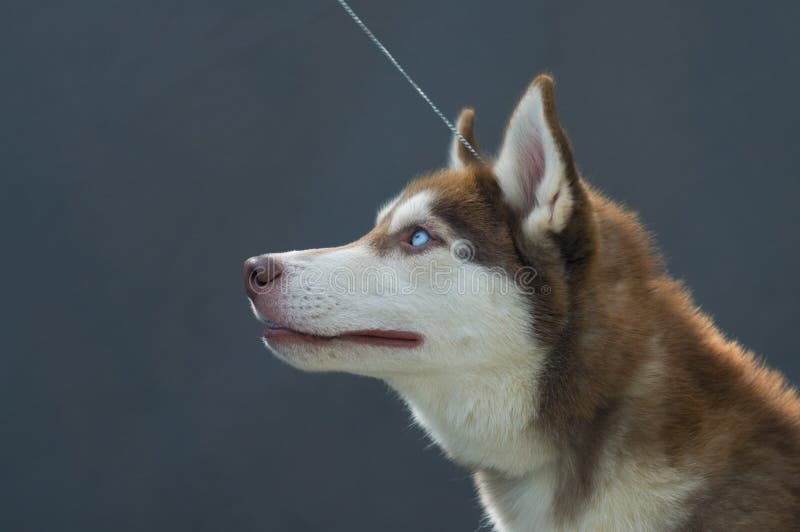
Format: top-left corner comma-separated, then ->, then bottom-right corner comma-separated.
389,190 -> 436,232
375,194 -> 402,225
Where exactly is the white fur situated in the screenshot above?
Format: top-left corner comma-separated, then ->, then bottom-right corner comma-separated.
448,133 -> 464,169
260,239 -> 540,382
254,194 -> 700,531
472,333 -> 699,531
250,82 -> 702,532
476,465 -> 559,532
477,459 -> 699,531
388,190 -> 435,232
256,215 -> 551,474
375,193 -> 401,225
256,213 -> 699,532
448,112 -> 470,169
494,85 -> 573,237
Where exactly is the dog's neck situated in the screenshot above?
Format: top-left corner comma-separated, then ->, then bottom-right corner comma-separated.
386,354 -> 555,474
383,191 -> 659,476
385,192 -> 704,528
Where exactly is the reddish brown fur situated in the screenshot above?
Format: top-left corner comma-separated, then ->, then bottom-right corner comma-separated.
374,75 -> 800,528
455,108 -> 481,166
540,184 -> 800,527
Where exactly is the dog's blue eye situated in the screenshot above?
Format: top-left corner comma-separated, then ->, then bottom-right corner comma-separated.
410,229 -> 431,247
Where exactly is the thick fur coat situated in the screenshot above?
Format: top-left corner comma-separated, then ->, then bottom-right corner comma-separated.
245,75 -> 800,530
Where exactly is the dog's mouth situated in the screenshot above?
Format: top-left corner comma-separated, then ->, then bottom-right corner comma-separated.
263,320 -> 423,348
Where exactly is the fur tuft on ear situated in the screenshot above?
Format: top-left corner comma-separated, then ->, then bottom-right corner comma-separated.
449,108 -> 482,169
494,75 -> 576,237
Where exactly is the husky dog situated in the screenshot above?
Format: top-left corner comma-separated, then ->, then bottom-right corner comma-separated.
244,75 -> 800,531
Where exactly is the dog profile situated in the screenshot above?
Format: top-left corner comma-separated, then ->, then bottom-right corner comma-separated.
244,74 -> 800,530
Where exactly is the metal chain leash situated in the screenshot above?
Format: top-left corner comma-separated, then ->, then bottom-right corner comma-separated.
335,0 -> 483,162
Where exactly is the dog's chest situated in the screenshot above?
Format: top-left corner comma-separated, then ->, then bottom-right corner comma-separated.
475,460 -> 700,532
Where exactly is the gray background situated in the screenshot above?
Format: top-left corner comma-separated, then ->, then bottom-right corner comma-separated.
3,1 -> 799,531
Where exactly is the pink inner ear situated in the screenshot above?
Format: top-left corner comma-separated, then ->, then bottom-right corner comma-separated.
519,132 -> 546,211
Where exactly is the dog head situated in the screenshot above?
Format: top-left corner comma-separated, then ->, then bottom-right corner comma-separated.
244,75 -> 592,380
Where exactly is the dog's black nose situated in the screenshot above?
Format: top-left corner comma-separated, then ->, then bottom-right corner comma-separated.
244,255 -> 283,297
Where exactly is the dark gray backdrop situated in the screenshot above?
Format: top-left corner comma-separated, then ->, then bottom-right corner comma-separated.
3,1 -> 799,531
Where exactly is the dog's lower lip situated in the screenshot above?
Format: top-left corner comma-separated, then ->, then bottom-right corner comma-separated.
263,326 -> 422,348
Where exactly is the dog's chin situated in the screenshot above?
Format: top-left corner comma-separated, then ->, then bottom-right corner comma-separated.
263,337 -> 422,378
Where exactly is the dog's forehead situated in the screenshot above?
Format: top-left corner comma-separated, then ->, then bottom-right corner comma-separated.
378,168 -> 487,227
368,167 -> 518,269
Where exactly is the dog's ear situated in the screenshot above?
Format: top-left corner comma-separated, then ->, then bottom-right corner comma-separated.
449,108 -> 481,169
494,75 -> 578,238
